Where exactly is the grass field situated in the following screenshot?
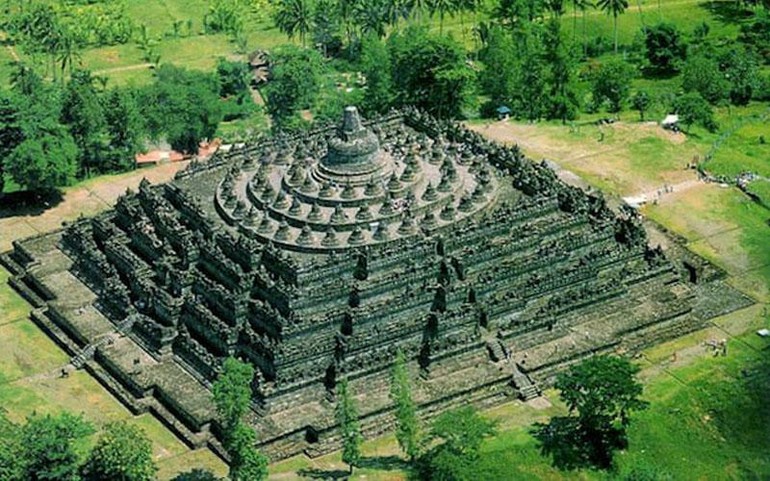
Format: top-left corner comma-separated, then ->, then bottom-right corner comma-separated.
0,266 -> 228,479
563,0 -> 747,49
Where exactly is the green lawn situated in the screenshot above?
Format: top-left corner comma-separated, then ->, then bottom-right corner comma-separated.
0,265 -> 228,479
563,0 -> 747,50
708,113 -> 770,177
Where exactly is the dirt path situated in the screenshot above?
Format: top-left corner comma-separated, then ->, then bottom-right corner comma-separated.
0,31 -> 21,62
0,161 -> 189,252
625,178 -> 704,205
92,63 -> 153,75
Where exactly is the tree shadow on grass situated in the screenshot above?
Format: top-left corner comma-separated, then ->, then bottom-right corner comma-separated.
297,467 -> 350,479
701,347 -> 770,462
356,455 -> 409,471
697,1 -> 755,24
531,416 -> 626,471
0,190 -> 64,219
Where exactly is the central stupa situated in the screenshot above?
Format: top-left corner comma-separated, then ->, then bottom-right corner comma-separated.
320,106 -> 388,178
214,106 -> 496,251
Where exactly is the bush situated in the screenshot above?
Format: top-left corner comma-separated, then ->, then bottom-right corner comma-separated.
644,23 -> 687,73
738,14 -> 770,64
590,59 -> 635,113
673,92 -> 717,132
141,65 -> 223,152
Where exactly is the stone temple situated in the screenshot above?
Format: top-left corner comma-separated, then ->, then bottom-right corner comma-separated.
2,107 -> 751,459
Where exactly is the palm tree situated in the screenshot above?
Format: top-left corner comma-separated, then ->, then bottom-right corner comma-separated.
384,0 -> 410,27
428,0 -> 458,33
273,0 -> 315,47
596,0 -> 628,54
546,0 -> 566,18
456,0 -> 480,42
573,0 -> 594,56
354,0 -> 389,38
571,0 -> 589,41
55,31 -> 81,81
338,0 -> 359,48
9,62 -> 42,96
406,0 -> 430,23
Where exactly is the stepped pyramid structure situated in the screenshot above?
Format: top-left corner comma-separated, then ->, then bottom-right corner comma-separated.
2,107 -> 751,459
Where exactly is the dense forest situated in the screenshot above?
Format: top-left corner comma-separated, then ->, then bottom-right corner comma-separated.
0,0 -> 768,194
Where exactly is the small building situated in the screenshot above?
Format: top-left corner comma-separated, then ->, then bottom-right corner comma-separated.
135,149 -> 185,167
496,105 -> 512,120
661,114 -> 679,131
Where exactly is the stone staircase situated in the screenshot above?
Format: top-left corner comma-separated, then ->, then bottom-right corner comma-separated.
510,363 -> 540,401
70,315 -> 138,369
481,328 -> 540,401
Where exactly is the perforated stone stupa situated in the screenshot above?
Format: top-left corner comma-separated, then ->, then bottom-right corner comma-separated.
2,107 -> 751,460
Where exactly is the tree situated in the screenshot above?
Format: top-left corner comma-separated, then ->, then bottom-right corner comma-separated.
406,0 -> 431,23
514,27 -> 549,121
596,0 -> 629,53
388,26 -> 475,119
9,62 -> 45,97
478,26 -> 518,112
571,0 -> 593,46
0,413 -> 23,481
428,0 -> 459,33
204,0 -> 246,39
719,46 -> 761,106
0,91 -> 26,194
336,379 -> 363,474
141,65 -> 223,153
55,29 -> 82,80
82,421 -> 156,481
102,87 -> 146,172
354,0 -> 392,39
228,424 -> 268,481
543,19 -> 580,123
263,46 -> 326,130
681,54 -> 729,105
591,58 -> 634,112
61,69 -> 107,176
312,0 -> 343,56
211,358 -> 268,481
274,0 -> 316,46
631,90 -> 651,120
6,3 -> 65,80
674,92 -> 717,132
558,356 -> 647,430
20,412 -> 94,481
738,14 -> 770,64
6,125 -> 79,193
360,34 -> 395,114
213,357 -> 255,439
643,22 -> 686,72
492,0 -> 546,28
216,58 -> 251,99
3,64 -> 77,193
417,407 -> 496,481
390,350 -> 421,461
545,0 -> 566,17
540,355 -> 647,469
